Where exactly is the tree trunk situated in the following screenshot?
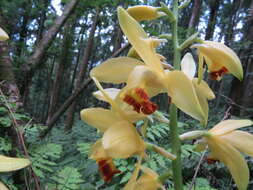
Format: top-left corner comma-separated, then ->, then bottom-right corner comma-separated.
188,0 -> 202,30
64,7 -> 100,131
46,20 -> 75,123
224,0 -> 241,46
205,0 -> 221,40
21,0 -> 79,102
230,0 -> 253,116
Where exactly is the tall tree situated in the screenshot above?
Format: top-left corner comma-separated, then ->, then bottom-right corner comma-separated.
46,20 -> 75,123
230,0 -> 253,116
64,7 -> 100,131
21,0 -> 80,105
188,0 -> 202,30
205,0 -> 221,40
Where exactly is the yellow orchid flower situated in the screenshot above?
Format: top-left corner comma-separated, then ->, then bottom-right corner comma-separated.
181,119 -> 253,190
191,41 -> 243,81
91,7 -> 209,124
127,5 -> 165,21
181,53 -> 215,125
0,155 -> 30,172
0,27 -> 9,41
90,140 -> 121,182
80,78 -> 146,159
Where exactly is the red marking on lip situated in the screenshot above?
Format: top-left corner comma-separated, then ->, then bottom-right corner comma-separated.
209,67 -> 228,80
97,158 -> 121,182
123,88 -> 158,115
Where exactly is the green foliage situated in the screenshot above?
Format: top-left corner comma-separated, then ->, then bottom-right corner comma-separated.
30,143 -> 62,178
77,142 -> 92,156
147,122 -> 170,142
50,166 -> 84,190
0,137 -> 12,152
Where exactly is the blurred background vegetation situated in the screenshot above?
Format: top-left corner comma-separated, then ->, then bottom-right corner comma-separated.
0,0 -> 253,189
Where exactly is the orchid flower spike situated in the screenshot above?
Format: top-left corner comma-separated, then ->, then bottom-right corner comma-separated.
191,41 -> 243,81
90,7 -> 210,124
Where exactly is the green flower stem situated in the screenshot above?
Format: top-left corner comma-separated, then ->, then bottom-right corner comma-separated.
169,0 -> 183,190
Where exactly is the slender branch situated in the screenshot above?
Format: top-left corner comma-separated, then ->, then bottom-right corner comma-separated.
188,150 -> 207,190
110,43 -> 130,58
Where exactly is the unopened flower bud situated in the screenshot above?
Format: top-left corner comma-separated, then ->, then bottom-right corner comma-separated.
127,5 -> 165,21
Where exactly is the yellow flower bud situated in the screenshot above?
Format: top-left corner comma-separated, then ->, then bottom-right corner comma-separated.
127,5 -> 165,21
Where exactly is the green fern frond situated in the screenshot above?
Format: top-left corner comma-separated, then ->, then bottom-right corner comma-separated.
51,166 -> 84,190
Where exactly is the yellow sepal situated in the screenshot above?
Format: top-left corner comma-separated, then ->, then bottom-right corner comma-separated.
209,120 -> 253,136
166,71 -> 206,124
102,121 -> 145,158
221,130 -> 253,157
117,7 -> 164,73
206,135 -> 249,190
80,108 -> 122,132
90,57 -> 144,84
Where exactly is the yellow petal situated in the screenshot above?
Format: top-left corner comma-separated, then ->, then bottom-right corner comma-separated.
134,167 -> 160,190
102,121 -> 145,158
0,155 -> 30,172
192,78 -> 215,100
127,5 -> 165,21
181,53 -> 196,79
166,71 -> 206,124
122,65 -> 165,98
192,79 -> 215,126
92,77 -> 130,121
93,88 -> 120,102
221,130 -> 253,157
80,108 -> 122,132
206,136 -> 249,190
90,140 -> 107,159
192,41 -> 243,81
0,28 -> 9,41
209,120 -> 253,136
118,7 -> 163,73
0,181 -> 9,190
90,57 -> 144,84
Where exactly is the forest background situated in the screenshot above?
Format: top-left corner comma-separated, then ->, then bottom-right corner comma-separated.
0,0 -> 253,189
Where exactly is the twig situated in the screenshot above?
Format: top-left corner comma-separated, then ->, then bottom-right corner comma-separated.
188,149 -> 207,190
110,43 -> 130,58
0,88 -> 41,190
222,106 -> 232,120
